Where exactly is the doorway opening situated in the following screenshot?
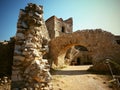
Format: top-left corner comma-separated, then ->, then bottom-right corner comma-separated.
76,57 -> 81,65
61,26 -> 65,33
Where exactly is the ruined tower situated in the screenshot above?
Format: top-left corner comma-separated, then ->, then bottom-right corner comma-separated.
45,16 -> 73,66
12,3 -> 52,89
45,16 -> 73,39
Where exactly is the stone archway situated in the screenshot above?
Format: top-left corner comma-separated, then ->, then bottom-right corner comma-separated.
48,29 -> 120,68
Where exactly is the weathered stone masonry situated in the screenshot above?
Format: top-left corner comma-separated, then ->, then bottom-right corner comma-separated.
0,3 -> 120,90
12,3 -> 52,89
45,16 -> 73,39
48,29 -> 120,71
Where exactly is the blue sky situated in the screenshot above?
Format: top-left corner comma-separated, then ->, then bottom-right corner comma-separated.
0,0 -> 120,40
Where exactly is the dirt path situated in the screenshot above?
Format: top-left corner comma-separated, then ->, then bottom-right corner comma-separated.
52,65 -> 115,90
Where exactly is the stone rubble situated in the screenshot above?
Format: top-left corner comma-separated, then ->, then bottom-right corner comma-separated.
12,3 -> 52,90
0,77 -> 11,90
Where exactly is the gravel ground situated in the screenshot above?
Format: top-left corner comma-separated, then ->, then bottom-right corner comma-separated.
52,65 -> 117,90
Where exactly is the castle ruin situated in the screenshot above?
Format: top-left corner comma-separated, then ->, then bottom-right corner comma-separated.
0,3 -> 120,89
46,16 -> 73,39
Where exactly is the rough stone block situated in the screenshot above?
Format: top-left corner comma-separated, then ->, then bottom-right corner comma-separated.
14,50 -> 22,55
13,56 -> 25,62
33,49 -> 39,57
22,21 -> 28,29
25,43 -> 37,48
11,74 -> 18,81
16,33 -> 25,39
15,45 -> 21,50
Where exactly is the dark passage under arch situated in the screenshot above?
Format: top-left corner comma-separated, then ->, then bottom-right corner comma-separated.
76,57 -> 81,65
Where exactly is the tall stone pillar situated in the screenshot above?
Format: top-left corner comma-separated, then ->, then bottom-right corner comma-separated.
12,3 -> 52,89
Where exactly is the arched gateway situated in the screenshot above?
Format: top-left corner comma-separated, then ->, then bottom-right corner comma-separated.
48,29 -> 120,67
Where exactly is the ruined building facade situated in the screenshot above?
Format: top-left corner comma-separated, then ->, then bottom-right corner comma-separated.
45,16 -> 93,66
45,15 -> 120,68
46,16 -> 73,39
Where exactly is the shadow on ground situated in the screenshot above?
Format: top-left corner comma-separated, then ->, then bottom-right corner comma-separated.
51,69 -> 91,75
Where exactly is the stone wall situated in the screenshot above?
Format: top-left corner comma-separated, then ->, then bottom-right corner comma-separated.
11,3 -> 52,89
115,36 -> 120,45
48,29 -> 120,71
45,16 -> 56,39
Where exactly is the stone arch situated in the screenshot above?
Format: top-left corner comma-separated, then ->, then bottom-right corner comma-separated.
48,29 -> 120,67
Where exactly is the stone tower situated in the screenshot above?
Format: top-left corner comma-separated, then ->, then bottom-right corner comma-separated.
46,16 -> 73,66
12,3 -> 52,89
45,16 -> 73,39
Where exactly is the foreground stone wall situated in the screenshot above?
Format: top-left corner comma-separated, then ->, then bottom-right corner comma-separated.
11,3 -> 52,89
49,29 -> 120,71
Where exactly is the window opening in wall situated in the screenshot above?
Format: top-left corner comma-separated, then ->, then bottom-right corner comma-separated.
116,40 -> 120,45
61,26 -> 65,33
